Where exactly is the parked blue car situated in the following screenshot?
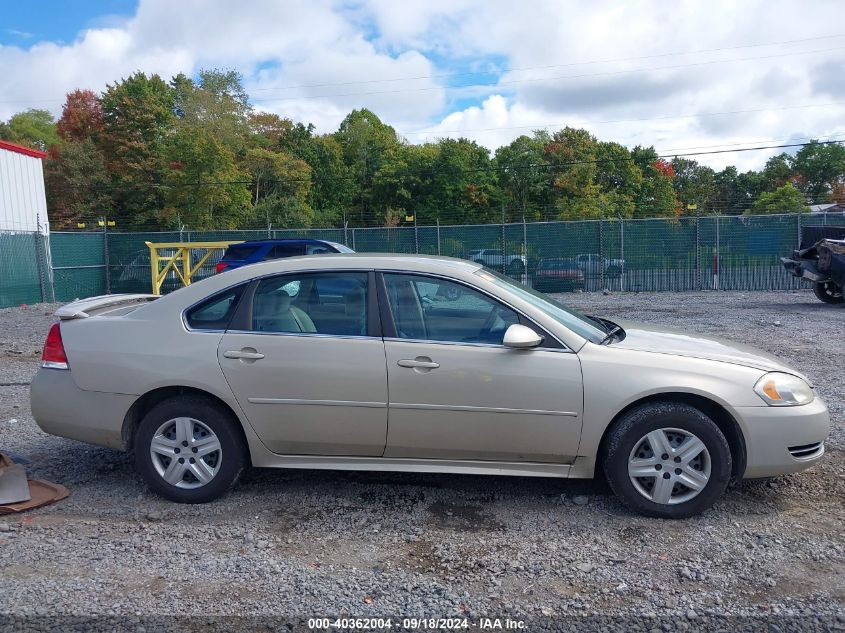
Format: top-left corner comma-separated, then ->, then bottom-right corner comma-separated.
215,239 -> 354,273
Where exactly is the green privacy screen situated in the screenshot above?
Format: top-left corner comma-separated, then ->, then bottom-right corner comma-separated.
0,213 -> 833,308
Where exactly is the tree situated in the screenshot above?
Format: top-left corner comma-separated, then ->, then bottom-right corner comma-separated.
761,153 -> 793,190
631,146 -> 676,218
671,158 -> 715,214
247,112 -> 294,149
0,109 -> 59,150
544,127 -> 602,219
495,133 -> 550,221
594,141 -> 642,218
172,69 -> 251,151
163,126 -> 251,229
43,139 -> 113,227
748,182 -> 809,214
334,109 -> 401,225
100,72 -> 175,226
242,148 -> 313,228
57,89 -> 104,142
792,140 -> 845,200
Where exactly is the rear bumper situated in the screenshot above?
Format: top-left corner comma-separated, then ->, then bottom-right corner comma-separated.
30,368 -> 135,450
735,397 -> 830,478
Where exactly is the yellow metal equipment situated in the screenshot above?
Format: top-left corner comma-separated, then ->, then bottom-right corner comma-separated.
145,241 -> 242,295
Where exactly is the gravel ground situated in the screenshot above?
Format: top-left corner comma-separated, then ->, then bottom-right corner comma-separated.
0,291 -> 843,632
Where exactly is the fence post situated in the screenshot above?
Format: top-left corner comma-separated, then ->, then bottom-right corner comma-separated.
695,216 -> 701,291
34,214 -> 47,303
714,214 -> 720,291
501,202 -> 506,275
351,228 -> 357,251
796,212 -> 802,247
102,216 -> 111,294
344,220 -> 349,246
619,215 -> 625,292
414,214 -> 419,254
599,216 -> 605,290
436,218 -> 441,256
522,215 -> 528,281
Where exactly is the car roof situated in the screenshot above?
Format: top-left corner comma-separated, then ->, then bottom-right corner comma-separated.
233,238 -> 338,246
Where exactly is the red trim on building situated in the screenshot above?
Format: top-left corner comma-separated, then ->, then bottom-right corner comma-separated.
0,140 -> 48,159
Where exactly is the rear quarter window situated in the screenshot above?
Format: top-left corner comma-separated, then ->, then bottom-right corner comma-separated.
185,285 -> 246,330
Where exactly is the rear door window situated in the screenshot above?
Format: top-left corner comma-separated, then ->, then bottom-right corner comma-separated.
222,245 -> 259,261
252,272 -> 369,337
268,244 -> 307,258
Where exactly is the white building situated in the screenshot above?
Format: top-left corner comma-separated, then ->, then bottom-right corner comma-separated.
0,139 -> 49,234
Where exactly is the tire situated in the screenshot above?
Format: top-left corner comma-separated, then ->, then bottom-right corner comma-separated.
134,396 -> 247,503
602,402 -> 731,519
813,281 -> 844,304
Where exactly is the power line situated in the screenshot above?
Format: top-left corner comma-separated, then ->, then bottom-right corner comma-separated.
247,32 -> 845,92
401,102 -> 845,137
249,45 -> 845,102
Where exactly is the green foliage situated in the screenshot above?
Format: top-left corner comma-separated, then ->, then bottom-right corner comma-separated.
8,68 -> 844,231
495,133 -> 550,221
1,109 -> 59,150
748,182 -> 809,214
162,126 -> 251,229
172,69 -> 251,150
44,139 -> 113,227
792,140 -> 845,199
100,72 -> 176,226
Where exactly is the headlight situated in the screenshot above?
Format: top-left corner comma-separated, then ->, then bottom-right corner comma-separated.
754,372 -> 814,406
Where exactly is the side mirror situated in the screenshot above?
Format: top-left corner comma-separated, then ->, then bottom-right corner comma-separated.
503,324 -> 543,349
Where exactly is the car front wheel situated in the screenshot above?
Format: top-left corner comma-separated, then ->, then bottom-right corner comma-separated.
602,402 -> 731,518
135,396 -> 247,503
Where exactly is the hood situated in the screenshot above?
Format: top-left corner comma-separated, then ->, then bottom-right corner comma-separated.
610,319 -> 806,377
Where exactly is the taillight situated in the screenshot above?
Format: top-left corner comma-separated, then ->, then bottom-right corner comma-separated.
215,261 -> 229,274
42,323 -> 68,370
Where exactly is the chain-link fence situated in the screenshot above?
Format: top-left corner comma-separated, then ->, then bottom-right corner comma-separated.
1,212 -> 842,308
0,230 -> 53,308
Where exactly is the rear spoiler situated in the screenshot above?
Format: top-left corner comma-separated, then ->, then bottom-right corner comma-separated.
54,294 -> 159,320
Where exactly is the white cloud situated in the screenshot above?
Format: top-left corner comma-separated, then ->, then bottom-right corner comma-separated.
1,0 -> 844,171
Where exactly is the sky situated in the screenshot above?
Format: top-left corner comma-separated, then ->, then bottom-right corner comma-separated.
1,0 -> 844,171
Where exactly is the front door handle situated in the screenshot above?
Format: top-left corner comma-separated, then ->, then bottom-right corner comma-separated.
397,357 -> 440,370
223,349 -> 265,360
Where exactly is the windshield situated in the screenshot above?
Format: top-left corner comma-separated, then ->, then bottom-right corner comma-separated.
475,269 -> 607,343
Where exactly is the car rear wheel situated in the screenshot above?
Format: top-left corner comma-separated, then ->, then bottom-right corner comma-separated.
135,396 -> 247,503
602,402 -> 731,518
813,281 -> 844,304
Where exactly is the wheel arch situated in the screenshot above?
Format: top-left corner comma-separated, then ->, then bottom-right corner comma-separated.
122,385 -> 250,463
595,392 -> 747,482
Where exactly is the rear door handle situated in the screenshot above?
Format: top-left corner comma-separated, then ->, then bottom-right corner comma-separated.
223,349 -> 265,360
397,357 -> 440,369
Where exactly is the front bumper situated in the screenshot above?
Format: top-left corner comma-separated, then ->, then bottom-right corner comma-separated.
30,368 -> 136,450
735,397 -> 830,478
